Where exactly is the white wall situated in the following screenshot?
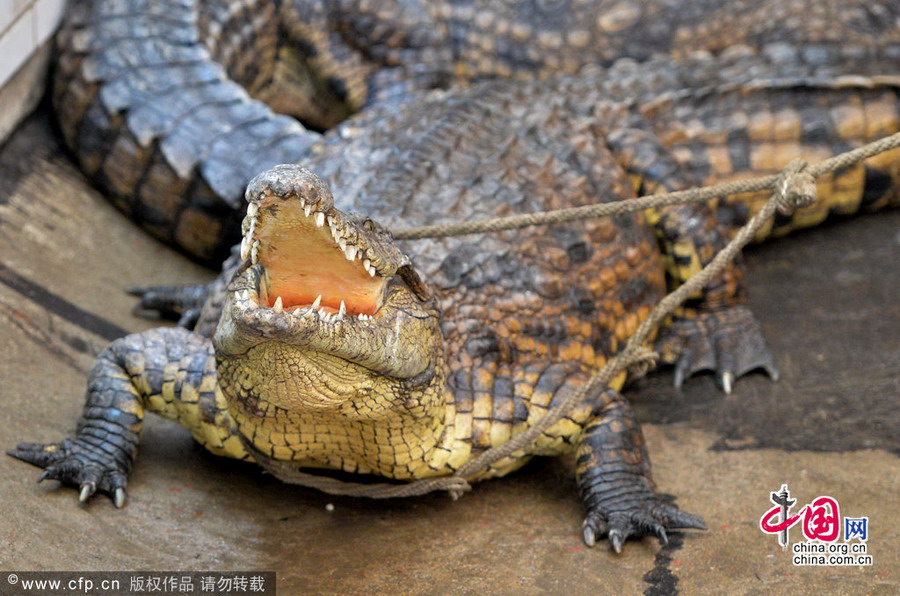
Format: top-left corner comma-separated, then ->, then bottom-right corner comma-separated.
0,0 -> 66,142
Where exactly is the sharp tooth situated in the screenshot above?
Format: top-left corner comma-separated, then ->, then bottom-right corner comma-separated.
251,239 -> 260,264
323,311 -> 333,323
311,295 -> 322,309
240,236 -> 250,261
344,245 -> 357,261
273,296 -> 283,314
363,258 -> 371,270
339,300 -> 346,316
292,307 -> 304,318
315,212 -> 325,227
318,307 -> 327,318
304,204 -> 311,217
326,215 -> 335,228
247,203 -> 259,217
367,265 -> 377,277
338,238 -> 347,251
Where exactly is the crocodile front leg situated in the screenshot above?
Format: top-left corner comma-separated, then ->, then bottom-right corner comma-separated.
576,388 -> 706,552
8,327 -> 249,506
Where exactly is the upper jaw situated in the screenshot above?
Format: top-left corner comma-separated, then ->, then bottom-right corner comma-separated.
215,164 -> 437,379
240,164 -> 410,278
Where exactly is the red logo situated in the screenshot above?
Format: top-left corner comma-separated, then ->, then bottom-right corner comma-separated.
759,485 -> 841,548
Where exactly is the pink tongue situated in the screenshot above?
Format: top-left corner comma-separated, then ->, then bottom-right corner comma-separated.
255,209 -> 384,317
263,276 -> 380,316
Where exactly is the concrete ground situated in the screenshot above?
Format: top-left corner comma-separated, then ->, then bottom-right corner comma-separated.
0,109 -> 897,595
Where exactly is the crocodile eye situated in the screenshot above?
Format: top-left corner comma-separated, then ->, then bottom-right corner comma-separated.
363,218 -> 377,231
398,265 -> 431,301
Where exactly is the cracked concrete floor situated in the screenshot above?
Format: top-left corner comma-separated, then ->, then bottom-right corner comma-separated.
0,111 -> 897,595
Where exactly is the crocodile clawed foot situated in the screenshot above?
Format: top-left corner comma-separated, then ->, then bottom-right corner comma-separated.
8,439 -> 128,507
582,494 -> 706,552
657,305 -> 779,393
127,283 -> 210,329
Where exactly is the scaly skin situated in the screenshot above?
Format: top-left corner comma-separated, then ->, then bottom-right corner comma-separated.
11,1 -> 900,551
13,69 -> 900,548
54,0 -> 900,260
11,164 -> 705,552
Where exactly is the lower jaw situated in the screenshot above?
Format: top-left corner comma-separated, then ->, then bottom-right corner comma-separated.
227,346 -> 376,410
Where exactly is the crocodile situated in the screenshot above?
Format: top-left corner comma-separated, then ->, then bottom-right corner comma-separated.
9,1 -> 900,551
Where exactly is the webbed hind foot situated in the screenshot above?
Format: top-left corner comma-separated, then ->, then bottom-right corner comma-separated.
656,305 -> 779,393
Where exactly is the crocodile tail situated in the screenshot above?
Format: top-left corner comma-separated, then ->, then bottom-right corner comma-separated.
638,84 -> 900,242
54,0 -> 321,262
725,87 -> 900,242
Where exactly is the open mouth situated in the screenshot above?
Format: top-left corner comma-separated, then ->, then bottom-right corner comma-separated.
239,169 -> 388,322
221,165 -> 437,379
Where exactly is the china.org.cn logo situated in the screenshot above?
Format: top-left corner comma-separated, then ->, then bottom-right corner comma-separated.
759,484 -> 872,566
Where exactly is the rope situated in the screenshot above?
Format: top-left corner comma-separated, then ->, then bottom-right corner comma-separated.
392,132 -> 900,240
269,131 -> 900,499
240,435 -> 471,498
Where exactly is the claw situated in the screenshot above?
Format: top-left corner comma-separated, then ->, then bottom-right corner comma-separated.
114,487 -> 126,509
720,371 -> 734,395
609,529 -> 625,554
38,469 -> 52,483
660,306 -> 776,393
79,482 -> 95,503
175,309 -> 201,329
673,511 -> 708,531
581,495 -> 706,552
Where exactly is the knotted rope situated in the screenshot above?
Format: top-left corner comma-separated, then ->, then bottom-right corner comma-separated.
392,133 -> 900,240
265,131 -> 900,498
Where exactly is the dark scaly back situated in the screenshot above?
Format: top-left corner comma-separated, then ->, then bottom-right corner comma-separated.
298,49 -> 898,396
305,78 -> 666,438
291,1 -> 900,84
309,49 -> 900,240
54,0 -> 900,261
53,0 -> 320,262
